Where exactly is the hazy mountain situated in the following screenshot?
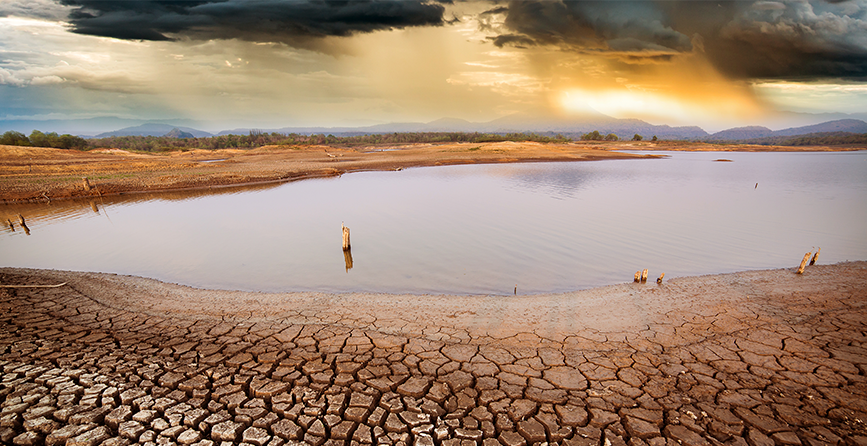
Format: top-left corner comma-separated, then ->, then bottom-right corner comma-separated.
95,123 -> 212,138
164,128 -> 195,138
706,126 -> 774,141
709,119 -> 867,141
0,117 -> 207,137
215,113 -> 709,140
773,119 -> 867,137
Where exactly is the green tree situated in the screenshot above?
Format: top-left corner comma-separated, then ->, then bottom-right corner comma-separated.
632,134 -> 643,141
651,135 -> 658,141
29,130 -> 48,147
581,130 -> 603,141
1,130 -> 30,146
604,133 -> 619,141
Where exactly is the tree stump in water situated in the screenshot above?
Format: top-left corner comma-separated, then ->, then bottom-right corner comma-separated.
342,224 -> 351,250
810,248 -> 820,266
797,252 -> 812,274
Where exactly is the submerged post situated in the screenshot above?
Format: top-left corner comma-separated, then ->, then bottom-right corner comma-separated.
810,248 -> 821,266
634,271 -> 641,283
343,248 -> 353,272
6,219 -> 13,231
657,273 -> 665,284
641,269 -> 648,283
797,252 -> 812,274
17,214 -> 30,235
342,224 -> 351,251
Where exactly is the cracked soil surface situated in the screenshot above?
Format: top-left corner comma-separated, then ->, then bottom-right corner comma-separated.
1,262 -> 866,446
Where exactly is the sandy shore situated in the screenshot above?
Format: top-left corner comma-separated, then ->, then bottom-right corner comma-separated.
1,263 -> 866,445
3,141 -> 862,203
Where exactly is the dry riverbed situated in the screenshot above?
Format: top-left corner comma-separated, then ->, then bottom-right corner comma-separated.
1,262 -> 866,446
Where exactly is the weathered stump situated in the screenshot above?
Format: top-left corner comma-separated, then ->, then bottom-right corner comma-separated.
640,269 -> 648,283
634,271 -> 641,283
342,224 -> 351,250
657,273 -> 665,284
797,252 -> 811,274
810,248 -> 820,266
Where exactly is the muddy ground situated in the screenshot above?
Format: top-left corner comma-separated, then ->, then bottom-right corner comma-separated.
1,263 -> 866,445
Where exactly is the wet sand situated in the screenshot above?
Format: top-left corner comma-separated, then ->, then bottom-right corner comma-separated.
1,262 -> 866,445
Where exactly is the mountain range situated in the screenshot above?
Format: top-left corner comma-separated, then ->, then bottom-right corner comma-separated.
2,113 -> 866,142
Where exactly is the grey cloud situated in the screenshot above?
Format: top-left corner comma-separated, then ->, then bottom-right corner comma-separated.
488,1 -> 692,55
58,0 -> 447,45
483,0 -> 867,80
0,0 -> 72,21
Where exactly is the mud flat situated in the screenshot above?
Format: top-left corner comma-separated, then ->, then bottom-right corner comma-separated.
0,142 -> 657,203
1,262 -> 866,445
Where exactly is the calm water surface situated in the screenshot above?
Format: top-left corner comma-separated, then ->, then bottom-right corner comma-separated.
2,151 -> 865,294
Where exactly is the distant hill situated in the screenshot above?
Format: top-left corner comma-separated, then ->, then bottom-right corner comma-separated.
164,128 -> 195,138
706,126 -> 773,141
95,123 -> 212,138
708,119 -> 867,141
218,113 -> 709,140
773,119 -> 867,136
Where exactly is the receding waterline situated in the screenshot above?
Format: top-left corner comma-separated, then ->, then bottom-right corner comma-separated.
2,151 -> 866,295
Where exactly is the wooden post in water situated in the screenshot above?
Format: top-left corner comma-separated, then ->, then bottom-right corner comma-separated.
640,269 -> 648,283
634,271 -> 641,283
6,219 -> 13,231
657,273 -> 665,284
343,249 -> 353,272
810,248 -> 820,266
342,224 -> 351,251
797,252 -> 811,274
82,177 -> 91,192
17,214 -> 29,235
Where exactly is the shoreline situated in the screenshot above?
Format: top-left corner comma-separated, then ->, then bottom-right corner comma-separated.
2,261 -> 864,345
3,141 -> 864,204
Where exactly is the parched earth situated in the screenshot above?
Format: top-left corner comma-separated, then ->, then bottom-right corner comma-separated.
1,263 -> 866,446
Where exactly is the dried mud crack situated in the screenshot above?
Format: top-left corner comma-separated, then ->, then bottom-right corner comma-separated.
1,263 -> 866,446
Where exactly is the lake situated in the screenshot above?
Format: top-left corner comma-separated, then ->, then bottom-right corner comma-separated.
2,150 -> 865,295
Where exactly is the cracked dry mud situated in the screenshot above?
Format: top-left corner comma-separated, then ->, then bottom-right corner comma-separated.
1,262 -> 866,446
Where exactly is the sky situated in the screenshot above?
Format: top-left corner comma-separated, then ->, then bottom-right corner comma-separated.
1,0 -> 866,133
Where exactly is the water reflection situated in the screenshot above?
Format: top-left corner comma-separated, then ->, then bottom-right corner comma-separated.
343,248 -> 354,272
0,181 -> 286,230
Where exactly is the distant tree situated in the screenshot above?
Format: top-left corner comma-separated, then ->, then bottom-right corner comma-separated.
632,134 -> 643,141
581,130 -> 603,141
29,130 -> 48,147
651,135 -> 658,141
1,130 -> 30,146
604,133 -> 619,141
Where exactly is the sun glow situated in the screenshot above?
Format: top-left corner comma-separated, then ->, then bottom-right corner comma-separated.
560,88 -> 763,130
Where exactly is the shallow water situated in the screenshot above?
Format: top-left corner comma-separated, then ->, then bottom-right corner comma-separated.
2,151 -> 866,294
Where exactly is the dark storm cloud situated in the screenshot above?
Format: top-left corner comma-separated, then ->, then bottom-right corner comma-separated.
58,0 -> 447,44
486,1 -> 693,54
485,0 -> 867,80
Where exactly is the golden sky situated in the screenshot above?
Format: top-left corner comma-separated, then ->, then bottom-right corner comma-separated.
1,0 -> 866,133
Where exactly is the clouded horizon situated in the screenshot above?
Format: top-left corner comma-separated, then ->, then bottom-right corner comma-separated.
2,0 -> 866,133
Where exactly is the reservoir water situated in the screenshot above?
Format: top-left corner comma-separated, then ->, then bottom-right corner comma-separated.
2,150 -> 866,294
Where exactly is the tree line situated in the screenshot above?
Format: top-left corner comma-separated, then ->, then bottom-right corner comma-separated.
0,130 -> 89,150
